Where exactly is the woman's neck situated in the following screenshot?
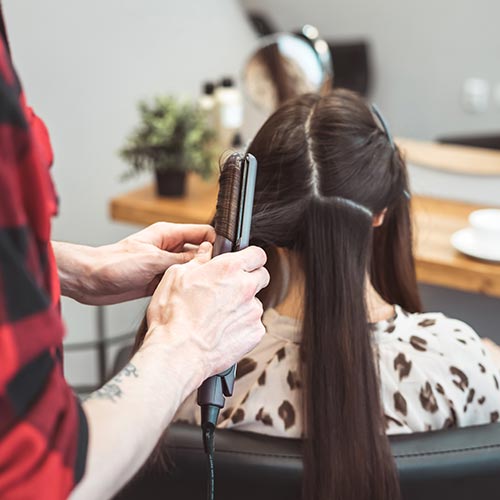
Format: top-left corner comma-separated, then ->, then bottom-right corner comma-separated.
364,279 -> 396,323
273,251 -> 394,324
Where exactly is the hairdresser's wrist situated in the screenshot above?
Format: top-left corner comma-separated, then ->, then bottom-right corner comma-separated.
52,241 -> 97,303
139,324 -> 208,400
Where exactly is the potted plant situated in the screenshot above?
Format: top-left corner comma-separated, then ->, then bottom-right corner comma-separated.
120,95 -> 216,197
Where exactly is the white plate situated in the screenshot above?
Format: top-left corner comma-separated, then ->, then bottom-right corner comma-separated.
451,228 -> 500,263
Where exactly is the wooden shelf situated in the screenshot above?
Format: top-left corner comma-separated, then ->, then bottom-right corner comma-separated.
110,175 -> 500,299
397,137 -> 500,176
110,175 -> 218,226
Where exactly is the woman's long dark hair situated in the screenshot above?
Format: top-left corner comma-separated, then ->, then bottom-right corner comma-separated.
134,89 -> 422,499
247,89 -> 422,500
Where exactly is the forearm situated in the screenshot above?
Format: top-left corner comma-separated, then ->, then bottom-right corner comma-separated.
52,241 -> 96,302
70,338 -> 205,500
52,236 -> 185,306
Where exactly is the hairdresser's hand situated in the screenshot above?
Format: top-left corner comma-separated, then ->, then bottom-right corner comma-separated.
142,242 -> 270,381
71,243 -> 267,500
53,222 -> 215,305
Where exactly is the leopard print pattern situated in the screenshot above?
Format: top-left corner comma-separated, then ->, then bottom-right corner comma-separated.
174,306 -> 500,436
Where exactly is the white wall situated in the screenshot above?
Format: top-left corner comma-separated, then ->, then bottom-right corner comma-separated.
241,0 -> 500,140
4,0 -> 256,387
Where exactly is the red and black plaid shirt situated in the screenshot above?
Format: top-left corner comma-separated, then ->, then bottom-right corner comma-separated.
0,14 -> 88,499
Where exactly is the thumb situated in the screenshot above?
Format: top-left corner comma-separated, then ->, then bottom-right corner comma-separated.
155,241 -> 212,269
190,241 -> 213,265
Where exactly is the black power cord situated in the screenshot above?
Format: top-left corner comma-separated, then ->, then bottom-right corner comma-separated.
199,370 -> 236,500
202,422 -> 216,500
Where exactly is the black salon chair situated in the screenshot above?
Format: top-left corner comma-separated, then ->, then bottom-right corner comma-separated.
114,421 -> 500,500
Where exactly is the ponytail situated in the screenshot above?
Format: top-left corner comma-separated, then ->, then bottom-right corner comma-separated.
299,198 -> 400,500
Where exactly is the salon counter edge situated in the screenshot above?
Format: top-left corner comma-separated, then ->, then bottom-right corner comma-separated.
109,170 -> 500,299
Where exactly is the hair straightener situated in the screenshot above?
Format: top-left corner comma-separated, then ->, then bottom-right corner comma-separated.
197,152 -> 258,500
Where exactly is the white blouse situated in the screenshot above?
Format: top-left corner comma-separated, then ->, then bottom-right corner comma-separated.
175,305 -> 500,436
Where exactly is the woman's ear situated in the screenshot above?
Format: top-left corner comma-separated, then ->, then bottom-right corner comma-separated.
373,208 -> 388,227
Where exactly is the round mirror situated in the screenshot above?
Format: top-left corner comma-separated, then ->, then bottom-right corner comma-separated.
242,27 -> 333,113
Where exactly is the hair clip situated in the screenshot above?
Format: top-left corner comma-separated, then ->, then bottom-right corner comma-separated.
371,104 -> 409,200
371,103 -> 395,150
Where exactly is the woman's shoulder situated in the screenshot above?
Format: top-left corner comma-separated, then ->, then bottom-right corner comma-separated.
402,307 -> 477,335
377,306 -> 500,432
374,306 -> 482,351
374,306 -> 493,389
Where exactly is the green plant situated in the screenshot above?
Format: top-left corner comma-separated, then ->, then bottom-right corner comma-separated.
120,95 -> 216,179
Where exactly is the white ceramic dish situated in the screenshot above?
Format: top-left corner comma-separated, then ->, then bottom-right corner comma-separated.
451,227 -> 500,263
469,209 -> 500,247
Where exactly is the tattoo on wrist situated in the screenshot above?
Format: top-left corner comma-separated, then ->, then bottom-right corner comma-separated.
84,363 -> 138,403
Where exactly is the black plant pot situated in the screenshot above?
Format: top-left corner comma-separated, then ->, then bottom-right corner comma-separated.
155,170 -> 187,197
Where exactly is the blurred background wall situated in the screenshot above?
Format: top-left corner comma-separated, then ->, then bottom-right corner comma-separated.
3,0 -> 256,387
242,0 -> 500,140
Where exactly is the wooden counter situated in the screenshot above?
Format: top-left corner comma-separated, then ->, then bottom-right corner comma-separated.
110,175 -> 500,299
111,175 -> 218,226
412,197 -> 500,297
397,137 -> 500,176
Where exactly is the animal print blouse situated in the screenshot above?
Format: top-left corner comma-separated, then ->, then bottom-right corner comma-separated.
175,305 -> 500,436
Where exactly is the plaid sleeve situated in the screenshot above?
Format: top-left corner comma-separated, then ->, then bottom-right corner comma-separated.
0,31 -> 88,499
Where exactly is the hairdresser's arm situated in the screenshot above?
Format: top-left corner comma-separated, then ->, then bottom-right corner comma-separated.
70,244 -> 269,500
53,222 -> 215,305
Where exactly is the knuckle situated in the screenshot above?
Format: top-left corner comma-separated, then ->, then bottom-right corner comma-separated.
243,279 -> 257,300
201,223 -> 215,232
253,321 -> 266,341
253,298 -> 264,317
167,262 -> 182,274
262,268 -> 271,287
165,263 -> 184,283
152,221 -> 170,231
250,245 -> 267,265
252,309 -> 264,325
244,299 -> 263,324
